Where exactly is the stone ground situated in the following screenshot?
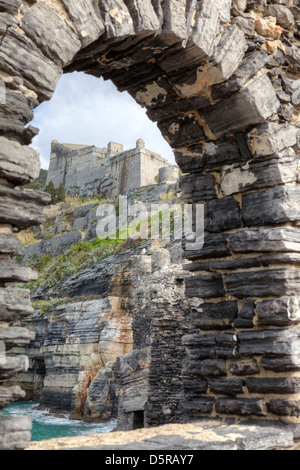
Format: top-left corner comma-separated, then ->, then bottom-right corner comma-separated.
26,420 -> 297,451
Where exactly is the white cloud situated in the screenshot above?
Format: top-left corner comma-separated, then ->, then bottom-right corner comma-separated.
30,72 -> 175,170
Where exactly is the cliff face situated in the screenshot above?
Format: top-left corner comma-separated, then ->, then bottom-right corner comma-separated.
16,297 -> 133,421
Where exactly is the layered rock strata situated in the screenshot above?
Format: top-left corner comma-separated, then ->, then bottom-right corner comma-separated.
1,0 -> 300,448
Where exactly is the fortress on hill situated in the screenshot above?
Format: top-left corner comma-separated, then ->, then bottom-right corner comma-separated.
46,139 -> 179,198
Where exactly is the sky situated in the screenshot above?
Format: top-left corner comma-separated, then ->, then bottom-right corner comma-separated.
30,72 -> 175,170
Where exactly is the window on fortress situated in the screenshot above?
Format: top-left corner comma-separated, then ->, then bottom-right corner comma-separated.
30,72 -> 175,171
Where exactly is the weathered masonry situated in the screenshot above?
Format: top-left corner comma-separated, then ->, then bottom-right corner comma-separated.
47,138 -> 177,198
0,0 -> 300,449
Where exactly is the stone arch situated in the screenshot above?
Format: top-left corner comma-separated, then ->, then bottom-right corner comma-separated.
0,0 -> 300,448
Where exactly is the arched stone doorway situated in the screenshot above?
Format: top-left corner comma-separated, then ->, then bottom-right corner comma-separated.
0,0 -> 300,448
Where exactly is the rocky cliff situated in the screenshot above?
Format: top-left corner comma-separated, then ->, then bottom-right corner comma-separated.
1,0 -> 300,450
6,189 -> 185,427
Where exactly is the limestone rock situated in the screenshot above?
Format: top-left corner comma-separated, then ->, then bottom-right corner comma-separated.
254,18 -> 283,39
0,185 -> 50,230
0,233 -> 24,256
0,259 -> 38,283
0,27 -> 62,101
0,327 -> 35,350
0,416 -> 32,451
188,0 -> 221,61
242,186 -> 300,227
21,3 -> 82,67
268,5 -> 295,30
0,136 -> 40,184
0,386 -> 25,409
247,122 -> 299,156
200,75 -> 280,138
0,0 -> 21,15
98,0 -> 135,38
0,355 -> 29,379
61,0 -> 105,47
0,288 -> 34,322
124,0 -> 160,33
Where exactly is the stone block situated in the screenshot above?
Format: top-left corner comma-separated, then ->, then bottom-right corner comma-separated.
238,329 -> 300,357
242,186 -> 300,227
247,122 -> 299,157
215,398 -> 267,416
208,379 -> 244,397
215,0 -> 231,23
157,114 -> 206,148
205,196 -> 241,233
61,0 -> 105,47
0,416 -> 32,451
0,288 -> 33,322
269,400 -> 300,418
183,377 -> 207,394
0,136 -> 40,184
0,27 -> 62,100
219,149 -> 298,196
0,355 -> 29,379
0,185 -> 50,230
226,269 -> 300,299
183,397 -> 215,413
185,233 -> 230,261
190,301 -> 238,330
261,356 -> 300,373
0,259 -> 38,283
123,0 -> 159,33
98,0 -> 135,38
199,75 -> 279,138
188,0 -> 221,62
0,233 -> 24,256
228,227 -> 300,254
0,327 -> 35,350
180,173 -> 216,202
204,25 -> 247,86
230,359 -> 260,376
246,378 -> 300,395
184,359 -> 227,378
212,51 -> 269,100
0,0 -> 21,15
185,273 -> 225,299
256,297 -> 300,326
174,140 -> 241,174
21,3 -> 81,67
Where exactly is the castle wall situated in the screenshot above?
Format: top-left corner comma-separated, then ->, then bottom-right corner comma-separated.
46,142 -> 108,192
109,150 -> 141,196
47,140 -> 176,198
140,150 -> 170,187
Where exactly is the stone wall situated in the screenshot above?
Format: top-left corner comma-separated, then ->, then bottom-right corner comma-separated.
1,0 -> 300,449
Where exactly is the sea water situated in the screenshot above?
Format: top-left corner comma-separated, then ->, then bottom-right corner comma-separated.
0,401 -> 117,442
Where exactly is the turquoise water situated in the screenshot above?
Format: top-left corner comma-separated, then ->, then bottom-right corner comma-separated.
0,402 -> 117,442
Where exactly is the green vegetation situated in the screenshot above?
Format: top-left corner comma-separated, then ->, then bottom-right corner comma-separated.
33,297 -> 80,315
57,183 -> 66,203
25,169 -> 48,191
45,181 -> 67,204
28,236 -> 134,291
